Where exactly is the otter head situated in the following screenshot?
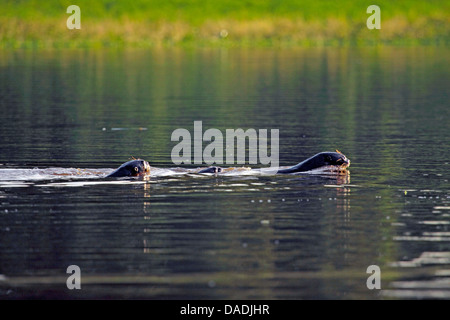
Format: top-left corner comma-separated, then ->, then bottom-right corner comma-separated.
321,150 -> 350,169
107,159 -> 150,178
297,150 -> 350,172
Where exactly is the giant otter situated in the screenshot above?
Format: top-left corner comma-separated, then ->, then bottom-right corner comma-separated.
106,151 -> 349,178
106,159 -> 150,178
195,151 -> 350,175
277,151 -> 350,174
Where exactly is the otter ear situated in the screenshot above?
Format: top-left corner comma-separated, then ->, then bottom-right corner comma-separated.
134,167 -> 139,172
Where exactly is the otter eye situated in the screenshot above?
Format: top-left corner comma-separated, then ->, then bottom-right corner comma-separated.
134,167 -> 139,172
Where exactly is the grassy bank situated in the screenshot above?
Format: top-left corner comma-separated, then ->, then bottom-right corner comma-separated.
0,0 -> 448,48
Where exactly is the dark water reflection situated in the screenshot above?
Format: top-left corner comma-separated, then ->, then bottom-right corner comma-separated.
0,47 -> 449,299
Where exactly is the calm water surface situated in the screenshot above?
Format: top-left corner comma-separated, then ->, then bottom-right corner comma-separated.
0,47 -> 449,299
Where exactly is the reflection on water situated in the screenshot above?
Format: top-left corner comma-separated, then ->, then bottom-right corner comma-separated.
0,47 -> 449,299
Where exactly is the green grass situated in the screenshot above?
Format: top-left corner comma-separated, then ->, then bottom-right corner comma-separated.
0,0 -> 448,48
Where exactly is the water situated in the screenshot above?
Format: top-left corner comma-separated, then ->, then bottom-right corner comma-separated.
0,47 -> 449,299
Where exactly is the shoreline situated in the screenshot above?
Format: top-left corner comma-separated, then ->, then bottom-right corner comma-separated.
1,16 -> 448,49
